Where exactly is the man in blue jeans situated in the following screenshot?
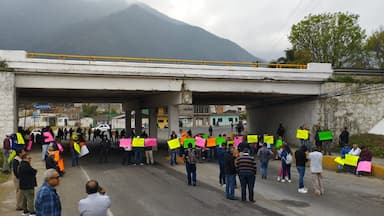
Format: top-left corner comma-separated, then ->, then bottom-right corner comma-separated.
235,148 -> 257,202
224,147 -> 237,200
295,145 -> 308,193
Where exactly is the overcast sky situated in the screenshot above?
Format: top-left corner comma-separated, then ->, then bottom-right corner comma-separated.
114,0 -> 383,61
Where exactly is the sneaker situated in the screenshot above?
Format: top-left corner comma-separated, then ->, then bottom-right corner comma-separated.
298,188 -> 307,193
29,212 -> 36,216
285,177 -> 289,181
288,179 -> 292,183
303,188 -> 308,193
21,211 -> 29,216
277,176 -> 281,181
281,179 -> 286,183
140,163 -> 144,166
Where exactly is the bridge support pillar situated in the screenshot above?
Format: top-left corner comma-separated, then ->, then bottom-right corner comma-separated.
0,72 -> 16,139
124,108 -> 132,137
246,105 -> 259,134
134,108 -> 142,136
149,107 -> 158,138
168,105 -> 179,136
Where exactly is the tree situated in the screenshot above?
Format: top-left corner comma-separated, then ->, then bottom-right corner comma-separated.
0,60 -> 14,72
366,28 -> 384,69
288,12 -> 367,68
81,104 -> 98,117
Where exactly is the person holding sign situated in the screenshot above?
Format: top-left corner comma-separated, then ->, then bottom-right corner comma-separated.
320,127 -> 333,155
169,131 -> 179,166
70,134 -> 80,167
336,144 -> 351,173
357,146 -> 372,176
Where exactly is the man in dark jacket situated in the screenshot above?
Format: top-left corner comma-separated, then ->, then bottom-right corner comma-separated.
295,145 -> 308,193
19,153 -> 37,215
12,149 -> 25,210
339,127 -> 349,148
235,148 -> 257,202
224,147 -> 237,200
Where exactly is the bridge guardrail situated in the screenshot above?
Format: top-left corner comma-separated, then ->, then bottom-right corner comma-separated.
26,52 -> 307,69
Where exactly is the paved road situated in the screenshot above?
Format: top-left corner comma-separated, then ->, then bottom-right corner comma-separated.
70,149 -> 276,216
1,144 -> 384,216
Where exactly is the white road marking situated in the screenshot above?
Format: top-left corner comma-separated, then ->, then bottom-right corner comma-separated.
80,166 -> 114,216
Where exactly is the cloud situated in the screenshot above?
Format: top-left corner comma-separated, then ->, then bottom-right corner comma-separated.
125,0 -> 384,61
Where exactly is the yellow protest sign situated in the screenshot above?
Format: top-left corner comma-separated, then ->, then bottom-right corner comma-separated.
334,157 -> 344,165
73,142 -> 81,154
344,154 -> 359,167
296,130 -> 309,140
167,138 -> 180,150
263,136 -> 274,144
16,133 -> 25,145
247,135 -> 258,143
132,138 -> 145,147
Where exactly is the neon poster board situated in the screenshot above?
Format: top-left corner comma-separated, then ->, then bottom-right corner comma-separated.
16,133 -> 25,145
318,131 -> 333,141
74,142 -> 81,154
168,138 -> 180,150
206,138 -> 216,147
216,137 -> 226,146
184,138 -> 196,148
145,138 -> 157,147
263,136 -> 274,144
195,137 -> 206,148
132,138 -> 145,147
275,139 -> 283,148
119,138 -> 132,148
202,134 -> 209,139
334,157 -> 344,165
296,130 -> 309,140
344,154 -> 359,167
43,132 -> 54,143
247,135 -> 258,143
233,136 -> 243,148
356,161 -> 372,172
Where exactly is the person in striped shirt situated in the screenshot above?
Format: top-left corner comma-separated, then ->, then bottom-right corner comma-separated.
235,148 -> 257,202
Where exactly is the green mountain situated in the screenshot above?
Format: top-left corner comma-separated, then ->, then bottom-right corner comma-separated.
0,1 -> 259,62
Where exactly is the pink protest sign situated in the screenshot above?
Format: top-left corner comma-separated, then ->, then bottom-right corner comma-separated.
195,137 -> 206,148
26,140 -> 33,151
356,161 -> 372,173
119,138 -> 132,148
233,136 -> 243,148
43,132 -> 54,143
145,138 -> 157,147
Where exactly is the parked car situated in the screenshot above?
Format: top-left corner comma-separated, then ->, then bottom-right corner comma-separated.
92,124 -> 110,132
30,128 -> 42,136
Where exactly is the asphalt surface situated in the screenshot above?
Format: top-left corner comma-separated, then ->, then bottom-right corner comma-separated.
1,142 -> 384,216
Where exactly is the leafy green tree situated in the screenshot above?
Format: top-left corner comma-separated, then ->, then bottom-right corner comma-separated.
81,104 -> 98,117
288,12 -> 367,68
366,28 -> 384,69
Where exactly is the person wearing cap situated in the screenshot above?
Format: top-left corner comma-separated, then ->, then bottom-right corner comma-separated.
235,148 -> 257,202
2,133 -> 12,173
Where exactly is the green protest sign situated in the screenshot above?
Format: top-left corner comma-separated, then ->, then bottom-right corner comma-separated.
216,137 -> 226,146
318,130 -> 333,141
184,138 -> 196,148
275,139 -> 283,148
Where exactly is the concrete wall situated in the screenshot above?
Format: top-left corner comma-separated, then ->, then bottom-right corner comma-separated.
247,98 -> 320,145
319,82 -> 384,135
0,72 -> 16,139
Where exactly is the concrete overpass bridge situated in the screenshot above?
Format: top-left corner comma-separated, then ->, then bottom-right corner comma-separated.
0,50 -> 333,143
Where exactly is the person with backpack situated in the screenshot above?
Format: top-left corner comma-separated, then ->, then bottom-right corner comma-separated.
2,133 -> 12,173
257,143 -> 273,179
12,149 -> 25,211
184,143 -> 197,186
280,144 -> 292,183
